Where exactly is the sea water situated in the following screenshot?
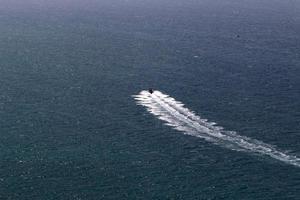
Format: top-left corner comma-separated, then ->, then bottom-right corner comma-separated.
0,0 -> 299,199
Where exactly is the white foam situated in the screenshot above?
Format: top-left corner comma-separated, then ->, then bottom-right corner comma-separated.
133,90 -> 300,167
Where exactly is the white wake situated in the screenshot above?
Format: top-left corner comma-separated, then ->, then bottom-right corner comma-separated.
133,90 -> 300,167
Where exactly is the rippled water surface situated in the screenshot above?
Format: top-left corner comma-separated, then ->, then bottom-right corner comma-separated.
0,0 -> 299,199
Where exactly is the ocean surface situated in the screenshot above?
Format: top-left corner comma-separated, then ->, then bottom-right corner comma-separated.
0,0 -> 299,199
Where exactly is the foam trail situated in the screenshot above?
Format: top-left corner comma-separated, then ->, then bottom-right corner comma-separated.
133,90 -> 300,167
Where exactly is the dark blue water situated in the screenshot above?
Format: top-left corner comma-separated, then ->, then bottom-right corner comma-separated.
0,0 -> 299,199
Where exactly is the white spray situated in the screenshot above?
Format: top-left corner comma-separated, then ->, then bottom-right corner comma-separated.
133,90 -> 300,167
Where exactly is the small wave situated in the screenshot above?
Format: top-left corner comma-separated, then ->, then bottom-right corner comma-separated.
133,90 -> 300,167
